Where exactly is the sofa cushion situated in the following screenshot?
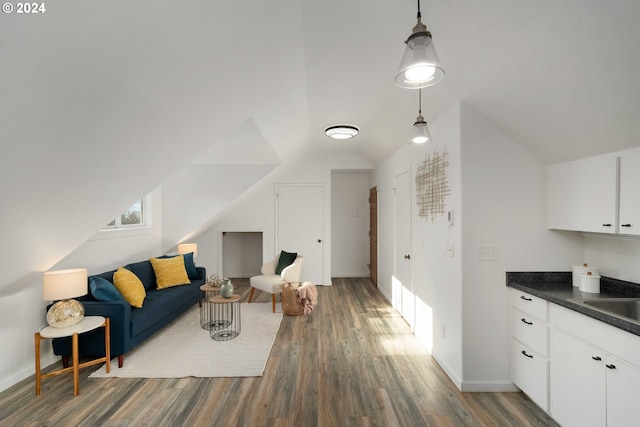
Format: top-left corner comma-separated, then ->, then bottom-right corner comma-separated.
130,284 -> 198,337
275,250 -> 297,275
113,267 -> 146,308
89,275 -> 124,302
150,256 -> 190,289
125,260 -> 157,291
159,253 -> 197,279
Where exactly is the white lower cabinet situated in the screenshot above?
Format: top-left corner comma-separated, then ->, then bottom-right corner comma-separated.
550,327 -> 606,427
510,289 -> 549,411
549,304 -> 640,427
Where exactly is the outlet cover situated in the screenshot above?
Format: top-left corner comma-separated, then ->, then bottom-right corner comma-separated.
477,245 -> 500,261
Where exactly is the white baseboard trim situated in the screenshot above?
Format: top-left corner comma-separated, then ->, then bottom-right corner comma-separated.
431,351 -> 463,390
460,380 -> 520,393
0,353 -> 58,393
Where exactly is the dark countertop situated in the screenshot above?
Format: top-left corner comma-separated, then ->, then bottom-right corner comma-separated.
506,272 -> 640,337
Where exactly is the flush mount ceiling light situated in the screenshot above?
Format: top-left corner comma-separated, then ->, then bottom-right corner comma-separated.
395,0 -> 445,89
411,89 -> 433,144
325,124 -> 359,140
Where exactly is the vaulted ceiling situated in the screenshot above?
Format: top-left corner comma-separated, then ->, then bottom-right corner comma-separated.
2,0 -> 640,291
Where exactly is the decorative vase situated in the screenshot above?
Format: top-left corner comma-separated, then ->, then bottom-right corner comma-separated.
220,278 -> 234,298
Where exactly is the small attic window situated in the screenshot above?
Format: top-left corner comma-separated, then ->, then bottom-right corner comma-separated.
102,194 -> 151,230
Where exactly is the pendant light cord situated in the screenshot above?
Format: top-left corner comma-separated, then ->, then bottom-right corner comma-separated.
417,0 -> 421,19
418,88 -> 422,114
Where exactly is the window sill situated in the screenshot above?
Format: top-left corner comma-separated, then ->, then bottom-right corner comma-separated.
91,226 -> 154,241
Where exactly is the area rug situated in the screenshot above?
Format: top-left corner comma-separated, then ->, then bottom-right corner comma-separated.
89,303 -> 282,378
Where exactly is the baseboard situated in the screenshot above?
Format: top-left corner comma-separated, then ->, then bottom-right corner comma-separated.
331,274 -> 371,278
431,351 -> 463,390
0,353 -> 58,394
460,380 -> 520,392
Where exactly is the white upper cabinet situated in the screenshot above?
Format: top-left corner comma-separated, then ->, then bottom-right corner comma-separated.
547,154 -> 618,233
618,148 -> 640,236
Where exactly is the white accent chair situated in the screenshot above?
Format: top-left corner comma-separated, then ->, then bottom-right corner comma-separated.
248,254 -> 304,313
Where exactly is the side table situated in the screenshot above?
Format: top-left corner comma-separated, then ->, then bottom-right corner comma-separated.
209,294 -> 241,341
35,316 -> 110,396
200,284 -> 220,329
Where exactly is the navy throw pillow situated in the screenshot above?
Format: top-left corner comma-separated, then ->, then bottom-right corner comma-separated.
275,250 -> 297,275
89,275 -> 124,302
159,253 -> 197,279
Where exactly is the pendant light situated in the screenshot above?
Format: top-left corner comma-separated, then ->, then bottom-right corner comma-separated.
411,89 -> 432,144
395,0 -> 445,89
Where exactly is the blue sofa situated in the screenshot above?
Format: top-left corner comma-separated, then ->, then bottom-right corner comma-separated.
51,258 -> 205,368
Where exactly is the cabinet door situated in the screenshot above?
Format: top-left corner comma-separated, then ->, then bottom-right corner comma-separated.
606,355 -> 640,427
547,154 -> 618,233
618,149 -> 640,236
511,338 -> 548,411
549,327 -> 606,427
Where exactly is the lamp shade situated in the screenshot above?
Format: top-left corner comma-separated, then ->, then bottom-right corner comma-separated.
178,243 -> 198,257
395,31 -> 445,89
411,117 -> 432,144
42,269 -> 88,301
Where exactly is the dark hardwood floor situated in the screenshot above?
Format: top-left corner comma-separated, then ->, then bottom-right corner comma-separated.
0,278 -> 557,426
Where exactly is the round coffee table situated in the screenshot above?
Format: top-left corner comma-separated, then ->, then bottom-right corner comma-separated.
209,294 -> 241,341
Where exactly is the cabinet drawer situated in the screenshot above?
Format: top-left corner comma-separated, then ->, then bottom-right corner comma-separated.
512,307 -> 548,357
511,338 -> 548,411
511,289 -> 548,321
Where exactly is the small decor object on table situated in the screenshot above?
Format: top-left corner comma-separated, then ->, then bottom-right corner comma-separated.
220,278 -> 234,298
209,294 -> 241,341
35,316 -> 110,396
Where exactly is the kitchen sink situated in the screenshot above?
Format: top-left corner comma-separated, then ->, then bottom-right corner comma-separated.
568,298 -> 640,324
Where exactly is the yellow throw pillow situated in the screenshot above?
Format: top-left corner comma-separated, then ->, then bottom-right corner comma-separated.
113,267 -> 146,308
150,256 -> 190,289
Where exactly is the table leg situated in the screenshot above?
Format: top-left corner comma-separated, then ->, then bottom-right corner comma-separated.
72,332 -> 79,396
104,318 -> 111,374
34,333 -> 41,396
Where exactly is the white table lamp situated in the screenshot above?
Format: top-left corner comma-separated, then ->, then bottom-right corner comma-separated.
43,268 -> 88,328
178,243 -> 197,257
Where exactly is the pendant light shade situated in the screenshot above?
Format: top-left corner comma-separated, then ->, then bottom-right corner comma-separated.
411,89 -> 433,144
411,116 -> 432,144
395,1 -> 445,89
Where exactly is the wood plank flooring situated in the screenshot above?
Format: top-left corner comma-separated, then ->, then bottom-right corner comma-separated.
0,278 -> 557,426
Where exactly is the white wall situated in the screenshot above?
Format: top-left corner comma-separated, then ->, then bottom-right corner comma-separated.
192,151 -> 374,285
0,187 -> 164,392
372,102 -> 464,386
458,103 -> 583,391
372,102 -> 584,392
331,171 -> 371,277
584,236 -> 640,283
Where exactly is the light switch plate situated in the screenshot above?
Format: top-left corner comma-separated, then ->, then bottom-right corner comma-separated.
477,245 -> 499,261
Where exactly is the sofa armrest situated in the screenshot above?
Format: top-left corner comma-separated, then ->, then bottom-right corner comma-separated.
195,266 -> 206,281
282,256 -> 304,283
50,299 -> 131,357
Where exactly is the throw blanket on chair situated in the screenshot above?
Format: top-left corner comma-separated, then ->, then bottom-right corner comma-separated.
296,282 -> 318,314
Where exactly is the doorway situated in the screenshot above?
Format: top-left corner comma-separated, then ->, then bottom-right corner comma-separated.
276,184 -> 324,284
369,186 -> 378,285
394,170 -> 414,330
221,232 -> 263,278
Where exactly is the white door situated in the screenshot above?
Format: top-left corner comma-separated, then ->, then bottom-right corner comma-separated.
394,170 -> 414,329
276,184 -> 324,284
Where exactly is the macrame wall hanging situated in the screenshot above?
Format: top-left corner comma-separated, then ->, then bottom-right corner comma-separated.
415,149 -> 450,222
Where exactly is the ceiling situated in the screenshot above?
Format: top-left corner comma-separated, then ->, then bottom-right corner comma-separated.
283,0 -> 640,165
4,0 -> 640,174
